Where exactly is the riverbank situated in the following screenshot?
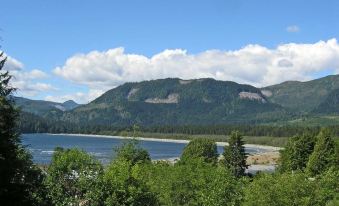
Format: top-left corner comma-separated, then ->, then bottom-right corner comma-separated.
48,133 -> 282,151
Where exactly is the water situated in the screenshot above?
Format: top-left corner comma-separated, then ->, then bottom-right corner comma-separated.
22,133 -> 272,165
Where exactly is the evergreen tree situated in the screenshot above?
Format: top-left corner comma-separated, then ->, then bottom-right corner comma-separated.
223,131 -> 248,177
279,132 -> 316,172
0,51 -> 48,205
306,129 -> 337,176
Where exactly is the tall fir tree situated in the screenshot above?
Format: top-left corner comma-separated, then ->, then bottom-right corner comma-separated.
0,51 -> 48,205
223,131 -> 248,177
306,129 -> 337,176
279,132 -> 316,172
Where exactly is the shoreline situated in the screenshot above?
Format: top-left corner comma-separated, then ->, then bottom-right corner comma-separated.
46,133 -> 282,151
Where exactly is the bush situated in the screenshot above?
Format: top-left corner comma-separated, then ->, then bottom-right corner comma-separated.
243,170 -> 339,206
114,140 -> 151,165
45,148 -> 103,206
98,160 -> 159,206
135,159 -> 244,206
180,138 -> 218,164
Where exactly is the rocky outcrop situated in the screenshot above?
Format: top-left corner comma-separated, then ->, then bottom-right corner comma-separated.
145,93 -> 179,104
239,92 -> 266,103
127,88 -> 139,100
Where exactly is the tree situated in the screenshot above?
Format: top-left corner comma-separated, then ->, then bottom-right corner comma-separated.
114,140 -> 151,165
243,169 -> 339,206
306,129 -> 337,176
45,148 -> 103,206
0,51 -> 48,205
135,159 -> 243,206
243,173 -> 313,206
97,159 -> 159,206
223,131 -> 248,177
180,138 -> 218,164
279,132 -> 316,172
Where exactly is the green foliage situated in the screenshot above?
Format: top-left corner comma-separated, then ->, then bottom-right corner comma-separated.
114,140 -> 151,165
45,148 -> 103,206
98,160 -> 159,206
135,159 -> 244,206
243,170 -> 339,206
222,131 -> 248,177
279,132 -> 316,172
180,138 -> 218,164
0,51 -> 49,205
306,129 -> 337,176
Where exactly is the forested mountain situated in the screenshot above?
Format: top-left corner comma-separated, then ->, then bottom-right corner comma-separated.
17,75 -> 339,133
312,88 -> 339,115
59,78 -> 287,126
13,96 -> 80,116
262,75 -> 339,113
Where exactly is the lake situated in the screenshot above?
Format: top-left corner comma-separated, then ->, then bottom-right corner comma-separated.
22,133 -> 273,165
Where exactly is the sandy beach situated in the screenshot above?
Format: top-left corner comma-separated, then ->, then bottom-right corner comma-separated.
48,133 -> 282,152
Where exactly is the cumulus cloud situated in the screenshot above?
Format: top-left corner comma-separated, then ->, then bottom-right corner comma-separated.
44,89 -> 103,104
3,56 -> 24,71
2,55 -> 55,96
286,25 -> 300,33
54,38 -> 339,93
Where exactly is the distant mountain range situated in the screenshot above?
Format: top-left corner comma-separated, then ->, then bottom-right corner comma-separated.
16,75 -> 339,129
13,97 -> 81,116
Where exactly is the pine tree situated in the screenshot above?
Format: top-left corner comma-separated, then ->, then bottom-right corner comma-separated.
279,132 -> 316,172
306,129 -> 337,176
0,51 -> 48,205
223,131 -> 248,177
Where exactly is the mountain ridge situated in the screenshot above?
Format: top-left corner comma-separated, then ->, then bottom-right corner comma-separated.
16,74 -> 339,127
13,96 -> 81,116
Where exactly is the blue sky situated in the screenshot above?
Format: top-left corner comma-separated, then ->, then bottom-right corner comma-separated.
1,0 -> 339,103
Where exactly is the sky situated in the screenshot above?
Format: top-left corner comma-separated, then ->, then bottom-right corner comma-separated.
1,0 -> 339,103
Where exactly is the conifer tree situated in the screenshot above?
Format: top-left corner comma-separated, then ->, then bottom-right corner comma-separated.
223,131 -> 248,177
306,129 -> 337,176
0,50 -> 48,205
279,132 -> 316,172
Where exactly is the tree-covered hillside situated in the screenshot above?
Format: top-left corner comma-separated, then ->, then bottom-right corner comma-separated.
312,88 -> 339,115
16,75 -> 339,132
262,75 -> 339,113
60,78 -> 287,126
13,96 -> 80,116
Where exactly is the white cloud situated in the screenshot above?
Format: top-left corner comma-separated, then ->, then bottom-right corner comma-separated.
1,55 -> 55,97
3,56 -> 24,71
44,89 -> 103,104
54,38 -> 339,93
286,25 -> 300,33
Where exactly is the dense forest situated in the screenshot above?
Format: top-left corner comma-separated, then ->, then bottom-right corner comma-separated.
19,111 -> 339,140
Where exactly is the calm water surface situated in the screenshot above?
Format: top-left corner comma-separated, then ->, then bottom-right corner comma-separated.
22,133 -> 271,165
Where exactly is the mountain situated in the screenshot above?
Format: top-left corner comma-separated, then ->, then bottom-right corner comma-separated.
16,75 -> 339,130
60,78 -> 287,126
61,100 -> 79,110
13,97 -> 81,117
262,75 -> 339,113
312,88 -> 339,115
